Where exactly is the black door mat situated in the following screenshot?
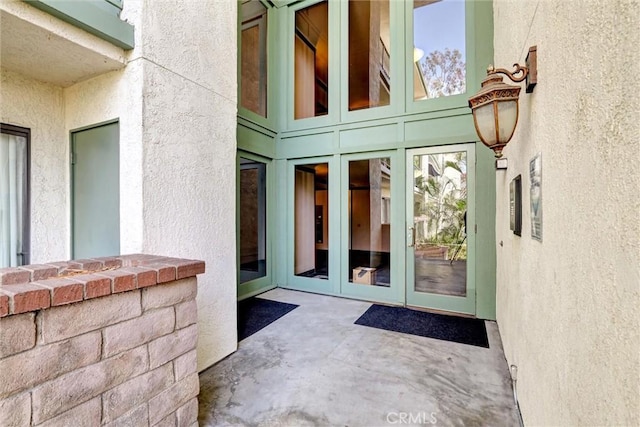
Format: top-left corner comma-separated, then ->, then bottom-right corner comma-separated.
355,304 -> 489,348
238,297 -> 299,341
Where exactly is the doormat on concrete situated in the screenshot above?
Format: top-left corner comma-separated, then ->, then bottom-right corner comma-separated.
355,304 -> 489,348
238,297 -> 299,341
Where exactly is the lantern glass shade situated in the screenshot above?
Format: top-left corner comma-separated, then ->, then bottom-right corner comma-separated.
498,100 -> 519,142
474,99 -> 519,145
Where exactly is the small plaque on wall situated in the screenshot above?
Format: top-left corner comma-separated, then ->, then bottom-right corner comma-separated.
530,153 -> 543,241
510,175 -> 522,236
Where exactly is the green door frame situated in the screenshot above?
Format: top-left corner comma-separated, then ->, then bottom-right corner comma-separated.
237,151 -> 276,300
340,149 -> 405,305
283,155 -> 340,295
405,143 -> 476,315
70,120 -> 120,259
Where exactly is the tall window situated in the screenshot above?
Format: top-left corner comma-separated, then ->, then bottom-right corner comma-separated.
295,162 -> 329,279
0,124 -> 30,267
239,158 -> 267,283
348,0 -> 391,111
241,0 -> 268,117
413,0 -> 466,100
294,1 -> 329,119
348,158 -> 391,287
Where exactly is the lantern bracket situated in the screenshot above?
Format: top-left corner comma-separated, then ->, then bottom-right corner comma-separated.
487,64 -> 528,83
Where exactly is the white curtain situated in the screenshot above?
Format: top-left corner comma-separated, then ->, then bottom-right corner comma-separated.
0,133 -> 26,267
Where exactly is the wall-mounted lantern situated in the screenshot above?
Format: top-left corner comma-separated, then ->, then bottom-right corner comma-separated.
468,46 -> 537,159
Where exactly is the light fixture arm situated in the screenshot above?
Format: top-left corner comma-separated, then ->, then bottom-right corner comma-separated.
487,63 -> 529,83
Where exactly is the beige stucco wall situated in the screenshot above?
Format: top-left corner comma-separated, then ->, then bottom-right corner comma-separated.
493,0 -> 640,425
66,0 -> 239,370
136,0 -> 238,370
3,0 -> 238,371
0,69 -> 68,263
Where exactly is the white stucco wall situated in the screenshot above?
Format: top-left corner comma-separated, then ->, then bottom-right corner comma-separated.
63,64 -> 145,255
136,0 -> 238,369
0,68 -> 68,263
65,0 -> 239,369
493,1 -> 640,425
3,0 -> 238,370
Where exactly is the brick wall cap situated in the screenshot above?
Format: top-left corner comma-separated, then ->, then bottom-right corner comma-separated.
0,255 -> 205,317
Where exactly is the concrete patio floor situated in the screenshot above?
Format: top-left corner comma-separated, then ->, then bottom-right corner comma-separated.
198,289 -> 520,426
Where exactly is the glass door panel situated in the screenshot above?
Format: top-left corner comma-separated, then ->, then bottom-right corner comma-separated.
295,162 -> 329,280
406,145 -> 475,315
239,158 -> 267,284
347,158 -> 392,287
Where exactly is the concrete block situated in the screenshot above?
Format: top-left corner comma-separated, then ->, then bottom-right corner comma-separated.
175,299 -> 197,329
176,397 -> 198,427
31,346 -> 148,423
0,331 -> 101,399
0,313 -> 36,358
174,349 -> 197,381
40,290 -> 141,344
103,403 -> 148,427
36,397 -> 101,427
0,392 -> 30,427
142,278 -> 196,311
103,307 -> 175,357
148,373 -> 199,425
148,324 -> 198,369
102,363 -> 174,423
153,413 -> 176,427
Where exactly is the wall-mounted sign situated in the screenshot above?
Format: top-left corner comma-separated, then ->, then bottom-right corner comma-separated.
510,175 -> 522,236
529,153 -> 542,241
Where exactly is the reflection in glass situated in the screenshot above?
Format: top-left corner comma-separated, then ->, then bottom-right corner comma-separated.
348,0 -> 390,111
239,158 -> 267,283
413,152 -> 467,296
295,163 -> 329,279
294,1 -> 329,119
348,158 -> 391,287
413,0 -> 466,100
241,0 -> 268,117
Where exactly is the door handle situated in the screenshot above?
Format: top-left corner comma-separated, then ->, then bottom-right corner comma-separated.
407,227 -> 415,247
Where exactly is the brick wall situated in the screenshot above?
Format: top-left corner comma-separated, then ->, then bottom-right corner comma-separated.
0,254 -> 205,426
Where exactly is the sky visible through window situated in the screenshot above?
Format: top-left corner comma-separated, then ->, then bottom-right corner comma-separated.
414,0 -> 465,56
414,0 -> 466,98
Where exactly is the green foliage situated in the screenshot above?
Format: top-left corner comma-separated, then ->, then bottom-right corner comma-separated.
414,152 -> 467,259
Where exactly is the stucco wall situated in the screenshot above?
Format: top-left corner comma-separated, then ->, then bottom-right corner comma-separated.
493,0 -> 640,425
63,64 -> 145,256
4,0 -> 238,371
136,0 -> 238,370
66,0 -> 239,369
0,68 -> 67,264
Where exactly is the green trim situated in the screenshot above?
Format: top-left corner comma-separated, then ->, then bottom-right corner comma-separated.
237,151 -> 275,300
339,150 -> 402,304
236,0 -> 496,319
405,144 -> 476,315
69,119 -> 120,259
24,0 -> 135,50
285,155 -> 337,294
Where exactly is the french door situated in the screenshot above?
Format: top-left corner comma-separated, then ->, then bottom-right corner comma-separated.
406,144 -> 476,315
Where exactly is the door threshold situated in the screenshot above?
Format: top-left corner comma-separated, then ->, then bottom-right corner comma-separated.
405,304 -> 476,319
